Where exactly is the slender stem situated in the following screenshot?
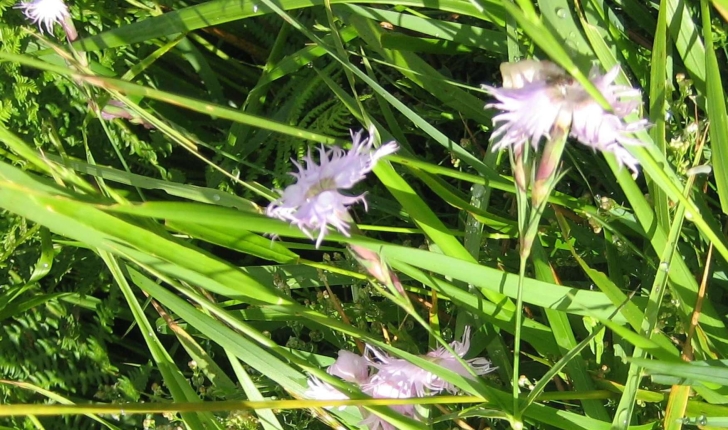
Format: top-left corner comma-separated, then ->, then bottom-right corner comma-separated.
511,127 -> 568,426
510,143 -> 529,427
513,252 -> 527,422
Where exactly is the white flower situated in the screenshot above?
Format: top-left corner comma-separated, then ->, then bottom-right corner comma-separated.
16,0 -> 70,34
483,60 -> 649,174
567,66 -> 649,173
266,130 -> 398,247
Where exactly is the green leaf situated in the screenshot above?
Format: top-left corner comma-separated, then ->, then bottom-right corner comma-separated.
647,0 -> 671,226
666,0 -> 707,93
629,358 -> 728,387
0,164 -> 288,306
700,0 -> 728,213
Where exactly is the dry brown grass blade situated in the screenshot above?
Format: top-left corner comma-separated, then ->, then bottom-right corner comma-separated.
663,244 -> 714,430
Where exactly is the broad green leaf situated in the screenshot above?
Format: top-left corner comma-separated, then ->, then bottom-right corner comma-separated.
392,259 -> 559,355
0,164 -> 288,305
666,0 -> 706,93
537,0 -> 593,69
100,201 -> 634,322
47,154 -> 258,210
530,243 -> 609,421
168,220 -> 299,264
629,358 -> 728,387
700,0 -> 728,213
647,0 -> 671,227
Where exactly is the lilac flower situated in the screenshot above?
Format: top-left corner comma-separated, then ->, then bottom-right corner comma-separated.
421,326 -> 494,393
366,327 -> 494,397
482,60 -> 566,152
483,60 -> 648,174
358,413 -> 397,430
360,374 -> 417,430
306,327 -> 493,429
328,350 -> 370,384
304,377 -> 350,407
305,349 -> 372,409
16,0 -> 72,36
266,130 -> 398,247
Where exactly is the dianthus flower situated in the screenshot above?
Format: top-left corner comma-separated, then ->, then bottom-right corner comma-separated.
328,350 -> 370,384
305,377 -> 351,407
421,326 -> 494,393
305,350 -> 371,410
306,327 -> 494,430
16,0 -> 72,36
359,374 -> 416,430
483,59 -> 648,174
366,327 -> 494,397
266,130 -> 398,248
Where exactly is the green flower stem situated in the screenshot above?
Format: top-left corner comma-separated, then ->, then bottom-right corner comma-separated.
513,127 -> 569,424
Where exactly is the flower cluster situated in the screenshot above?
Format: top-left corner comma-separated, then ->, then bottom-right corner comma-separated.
266,130 -> 398,248
306,328 -> 494,430
16,0 -> 77,40
483,59 -> 648,174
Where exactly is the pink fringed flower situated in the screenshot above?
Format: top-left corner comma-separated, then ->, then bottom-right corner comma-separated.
483,59 -> 648,174
304,377 -> 350,407
359,374 -> 417,430
482,60 -> 566,152
422,326 -> 493,393
366,327 -> 494,398
328,350 -> 370,384
305,350 -> 370,410
306,327 -> 495,429
266,130 -> 398,248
